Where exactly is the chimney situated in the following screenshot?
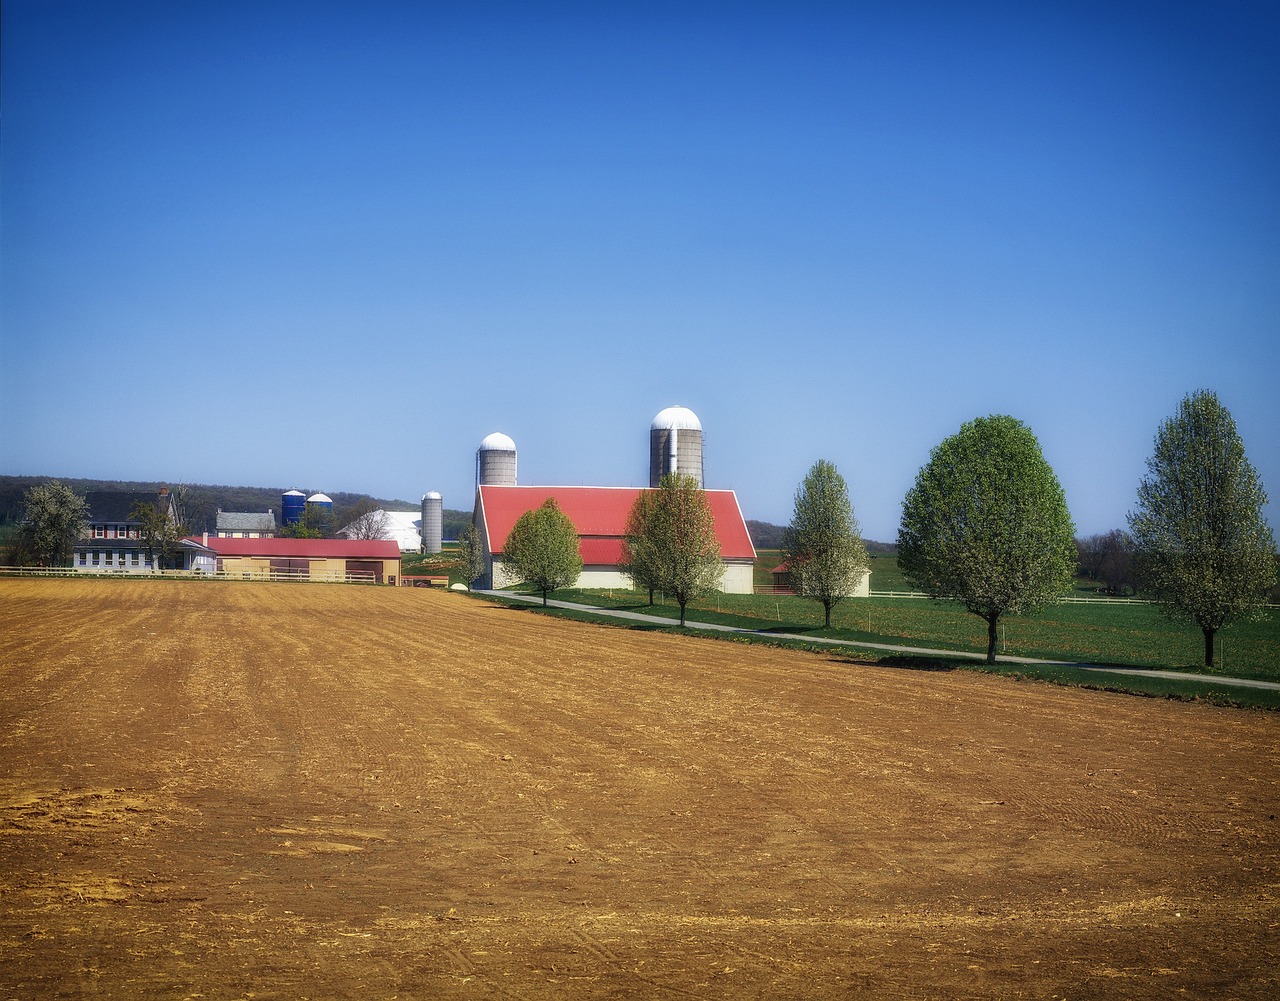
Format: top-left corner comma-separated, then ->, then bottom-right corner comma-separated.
203,532 -> 208,546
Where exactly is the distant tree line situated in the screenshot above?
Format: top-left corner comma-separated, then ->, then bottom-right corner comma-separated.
0,476 -> 467,538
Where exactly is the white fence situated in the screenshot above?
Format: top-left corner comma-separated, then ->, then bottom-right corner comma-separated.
0,566 -> 392,586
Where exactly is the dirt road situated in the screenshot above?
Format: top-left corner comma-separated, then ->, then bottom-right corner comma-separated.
1,578 -> 1277,998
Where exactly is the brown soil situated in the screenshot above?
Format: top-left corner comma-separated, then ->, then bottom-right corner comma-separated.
1,578 -> 1277,999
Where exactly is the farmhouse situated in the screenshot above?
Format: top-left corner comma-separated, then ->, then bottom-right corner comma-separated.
473,484 -> 756,592
72,488 -> 216,573
214,510 -> 277,537
196,536 -> 402,583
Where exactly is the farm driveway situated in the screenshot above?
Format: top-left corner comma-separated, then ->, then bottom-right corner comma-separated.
1,578 -> 1277,999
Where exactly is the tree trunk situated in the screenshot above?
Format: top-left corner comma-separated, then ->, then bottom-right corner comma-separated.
986,613 -> 999,664
648,587 -> 655,606
823,601 -> 832,628
542,590 -> 548,607
679,600 -> 687,627
1203,627 -> 1215,668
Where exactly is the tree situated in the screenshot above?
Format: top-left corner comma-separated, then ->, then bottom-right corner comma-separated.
339,501 -> 391,541
14,481 -> 88,567
456,522 -> 486,586
898,415 -> 1076,663
620,489 -> 663,604
502,498 -> 583,605
1128,390 -> 1276,668
131,495 -> 183,570
645,473 -> 724,627
784,459 -> 870,627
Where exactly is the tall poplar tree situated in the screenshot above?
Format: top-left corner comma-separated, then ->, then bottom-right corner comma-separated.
620,489 -> 662,604
639,473 -> 723,626
1128,390 -> 1276,668
898,415 -> 1076,663
784,459 -> 869,627
502,498 -> 583,606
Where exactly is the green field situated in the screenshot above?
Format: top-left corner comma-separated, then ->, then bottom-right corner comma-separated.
543,587 -> 1280,682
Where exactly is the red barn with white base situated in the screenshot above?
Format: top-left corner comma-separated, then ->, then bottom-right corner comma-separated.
474,485 -> 756,592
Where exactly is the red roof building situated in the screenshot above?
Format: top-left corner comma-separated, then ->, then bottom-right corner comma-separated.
190,536 -> 402,583
474,485 -> 757,593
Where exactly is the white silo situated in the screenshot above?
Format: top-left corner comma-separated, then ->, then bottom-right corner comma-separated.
649,406 -> 704,487
421,491 -> 443,554
476,432 -> 517,486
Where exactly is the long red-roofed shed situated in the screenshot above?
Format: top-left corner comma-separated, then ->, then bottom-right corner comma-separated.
190,536 -> 402,583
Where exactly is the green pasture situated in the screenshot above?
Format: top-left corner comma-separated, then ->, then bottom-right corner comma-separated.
543,587 -> 1280,683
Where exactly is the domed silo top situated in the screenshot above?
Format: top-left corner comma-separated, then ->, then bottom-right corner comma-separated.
283,489 -> 306,497
650,406 -> 704,487
651,406 -> 702,431
307,493 -> 333,504
479,431 -> 517,452
477,432 -> 518,486
423,490 -> 442,500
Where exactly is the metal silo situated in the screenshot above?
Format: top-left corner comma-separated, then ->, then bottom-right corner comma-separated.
281,490 -> 306,526
649,406 -> 703,487
476,432 -> 517,486
422,491 -> 443,554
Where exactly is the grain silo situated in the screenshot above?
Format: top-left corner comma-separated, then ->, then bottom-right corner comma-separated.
649,406 -> 704,487
421,491 -> 443,554
281,490 -> 306,526
477,432 -> 517,486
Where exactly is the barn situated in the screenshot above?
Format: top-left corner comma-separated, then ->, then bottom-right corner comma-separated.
473,484 -> 756,593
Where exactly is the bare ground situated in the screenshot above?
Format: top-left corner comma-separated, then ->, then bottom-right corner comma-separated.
0,578 -> 1277,999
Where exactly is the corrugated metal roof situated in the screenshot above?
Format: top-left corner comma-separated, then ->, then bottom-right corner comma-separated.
477,485 -> 756,560
190,537 -> 401,559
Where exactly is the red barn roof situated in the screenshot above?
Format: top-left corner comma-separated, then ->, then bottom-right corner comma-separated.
476,485 -> 756,561
189,537 -> 402,560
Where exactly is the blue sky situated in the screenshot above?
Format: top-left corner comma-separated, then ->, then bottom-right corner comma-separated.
3,0 -> 1277,541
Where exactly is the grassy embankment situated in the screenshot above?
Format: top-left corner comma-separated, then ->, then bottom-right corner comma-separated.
410,546 -> 1280,703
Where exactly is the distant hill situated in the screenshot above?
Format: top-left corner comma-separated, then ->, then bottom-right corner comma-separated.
746,518 -> 895,554
0,476 -> 471,537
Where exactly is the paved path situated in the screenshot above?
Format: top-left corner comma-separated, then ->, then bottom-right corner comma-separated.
485,591 -> 1280,693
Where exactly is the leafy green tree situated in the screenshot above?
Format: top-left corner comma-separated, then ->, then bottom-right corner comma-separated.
620,489 -> 663,604
1128,390 -> 1276,668
898,415 -> 1076,663
131,496 -> 183,570
646,473 -> 724,626
456,522 -> 486,586
14,481 -> 88,567
784,459 -> 870,627
502,498 -> 583,605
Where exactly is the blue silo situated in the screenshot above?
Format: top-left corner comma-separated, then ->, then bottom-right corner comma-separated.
282,490 -> 306,526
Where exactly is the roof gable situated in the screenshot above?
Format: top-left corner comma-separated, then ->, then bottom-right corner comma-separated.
476,485 -> 755,560
216,511 -> 277,532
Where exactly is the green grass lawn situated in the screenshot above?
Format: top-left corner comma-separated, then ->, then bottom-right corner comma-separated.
542,587 -> 1280,682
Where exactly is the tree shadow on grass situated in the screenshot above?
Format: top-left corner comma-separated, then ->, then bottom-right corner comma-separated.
832,652 -> 969,672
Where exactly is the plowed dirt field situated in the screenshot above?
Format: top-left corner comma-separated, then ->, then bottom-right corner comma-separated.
1,578 -> 1277,999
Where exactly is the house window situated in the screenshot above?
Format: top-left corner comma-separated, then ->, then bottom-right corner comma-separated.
130,552 -> 139,566
92,551 -> 100,565
93,526 -> 105,538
